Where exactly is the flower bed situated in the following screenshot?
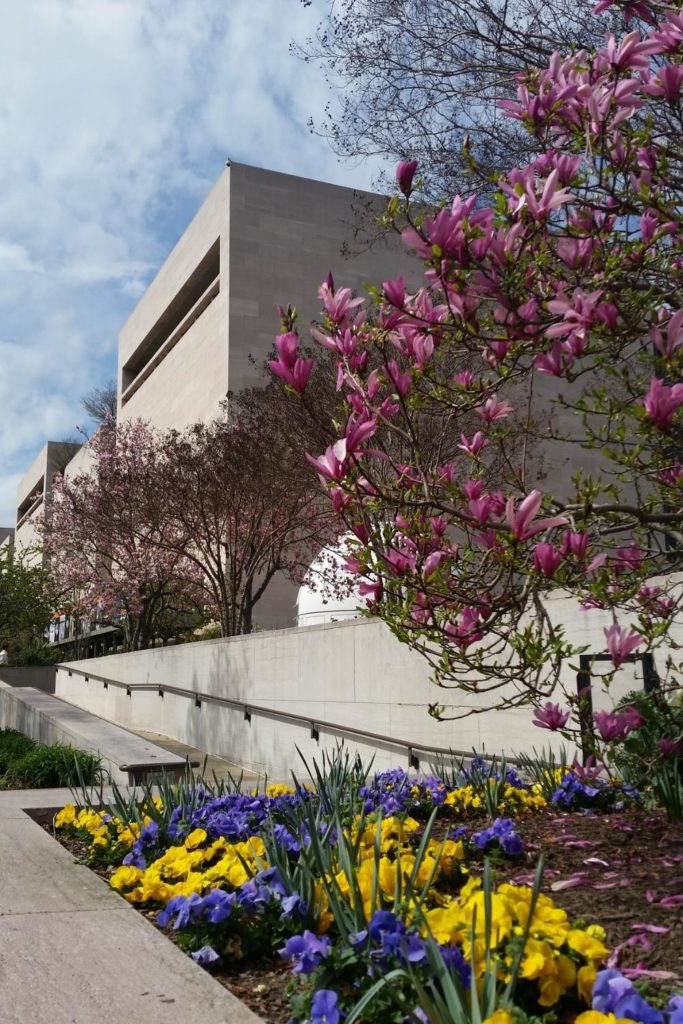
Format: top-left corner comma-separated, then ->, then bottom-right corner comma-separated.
53,751 -> 682,1024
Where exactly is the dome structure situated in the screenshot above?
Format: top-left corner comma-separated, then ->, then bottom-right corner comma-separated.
296,538 -> 363,627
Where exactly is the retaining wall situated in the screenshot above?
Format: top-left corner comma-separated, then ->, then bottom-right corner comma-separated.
53,586 -> 675,778
0,666 -> 56,694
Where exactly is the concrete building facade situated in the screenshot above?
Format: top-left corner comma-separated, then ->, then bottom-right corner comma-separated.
14,441 -> 81,566
118,162 -> 416,432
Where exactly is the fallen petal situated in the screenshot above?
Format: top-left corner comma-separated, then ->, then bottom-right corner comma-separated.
660,894 -> 683,907
551,876 -> 585,891
621,968 -> 681,981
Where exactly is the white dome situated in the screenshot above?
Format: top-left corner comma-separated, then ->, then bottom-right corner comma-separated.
296,538 -> 363,627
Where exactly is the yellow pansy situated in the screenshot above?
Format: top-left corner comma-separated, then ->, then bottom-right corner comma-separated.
184,828 -> 208,850
54,804 -> 76,828
139,875 -> 174,903
520,938 -> 556,979
483,1011 -> 514,1024
575,1013 -> 639,1024
537,954 -> 577,1006
578,964 -> 597,1004
422,903 -> 464,944
567,929 -> 610,962
110,865 -> 144,891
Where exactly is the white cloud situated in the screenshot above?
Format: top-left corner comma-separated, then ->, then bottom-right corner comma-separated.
0,0 -> 387,525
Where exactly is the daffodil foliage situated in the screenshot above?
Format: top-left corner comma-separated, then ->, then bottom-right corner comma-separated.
274,0 -> 683,711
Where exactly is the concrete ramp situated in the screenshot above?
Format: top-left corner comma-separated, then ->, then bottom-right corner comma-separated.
0,681 -> 192,784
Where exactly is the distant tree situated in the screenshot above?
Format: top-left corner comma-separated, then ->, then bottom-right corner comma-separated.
293,0 -> 623,200
155,384 -> 341,635
45,421 -> 203,650
0,549 -> 55,655
81,379 -> 117,425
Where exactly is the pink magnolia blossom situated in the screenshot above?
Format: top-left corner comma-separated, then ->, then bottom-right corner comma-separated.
535,342 -> 567,376
594,706 -> 645,742
659,736 -> 683,758
643,63 -> 683,103
604,624 -> 644,667
305,439 -> 348,482
475,396 -> 514,423
396,159 -> 418,195
387,360 -> 412,399
358,580 -> 382,603
458,431 -> 489,457
642,377 -> 683,428
318,279 -> 365,324
505,490 -> 567,541
561,531 -> 589,560
533,542 -> 563,577
613,545 -> 644,573
268,332 -> 313,393
344,417 -> 377,453
651,309 -> 683,358
598,31 -> 662,73
383,276 -> 407,308
532,701 -> 570,730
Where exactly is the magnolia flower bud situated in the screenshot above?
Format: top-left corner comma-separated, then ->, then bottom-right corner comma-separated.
396,159 -> 418,195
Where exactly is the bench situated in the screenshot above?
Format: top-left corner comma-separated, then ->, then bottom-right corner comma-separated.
119,759 -> 200,785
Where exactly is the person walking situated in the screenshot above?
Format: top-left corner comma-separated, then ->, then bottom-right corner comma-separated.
0,645 -> 8,665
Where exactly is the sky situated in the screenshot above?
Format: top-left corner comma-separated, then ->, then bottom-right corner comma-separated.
0,0 -> 387,526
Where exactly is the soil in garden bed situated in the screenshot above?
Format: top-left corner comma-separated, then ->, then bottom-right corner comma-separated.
47,806 -> 683,1024
505,807 -> 683,985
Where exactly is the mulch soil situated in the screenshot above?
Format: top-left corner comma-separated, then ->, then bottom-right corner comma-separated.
47,806 -> 683,1024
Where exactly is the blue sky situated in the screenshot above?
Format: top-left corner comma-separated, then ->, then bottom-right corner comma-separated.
0,0 -> 386,525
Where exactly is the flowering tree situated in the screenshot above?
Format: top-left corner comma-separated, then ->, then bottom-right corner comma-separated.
155,386 -> 340,635
277,0 -> 683,717
46,421 -> 203,650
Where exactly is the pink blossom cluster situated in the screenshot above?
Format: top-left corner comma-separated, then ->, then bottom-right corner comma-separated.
274,0 -> 683,708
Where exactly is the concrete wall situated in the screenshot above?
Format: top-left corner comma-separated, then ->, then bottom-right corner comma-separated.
63,442 -> 95,482
120,296 -> 228,432
226,163 -> 419,393
118,170 -> 229,427
0,667 -> 56,694
15,440 -> 82,564
54,583 -> 673,778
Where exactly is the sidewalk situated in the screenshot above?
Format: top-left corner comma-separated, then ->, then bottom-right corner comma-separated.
0,787 -> 261,1024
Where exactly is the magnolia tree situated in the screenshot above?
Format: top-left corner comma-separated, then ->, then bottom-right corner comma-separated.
46,420 -> 203,650
155,386 -> 341,636
275,0 -> 683,729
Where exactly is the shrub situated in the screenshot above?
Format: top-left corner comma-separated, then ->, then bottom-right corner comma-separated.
7,743 -> 104,788
0,728 -> 37,773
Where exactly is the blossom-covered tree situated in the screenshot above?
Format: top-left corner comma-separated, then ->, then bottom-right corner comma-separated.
279,0 -> 683,717
155,385 -> 341,636
46,420 -> 203,650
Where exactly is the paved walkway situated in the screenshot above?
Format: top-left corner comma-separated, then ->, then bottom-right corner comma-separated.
0,786 -> 261,1023
130,729 -> 263,787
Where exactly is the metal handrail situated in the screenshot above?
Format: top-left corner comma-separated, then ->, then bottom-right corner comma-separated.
59,665 -> 524,769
